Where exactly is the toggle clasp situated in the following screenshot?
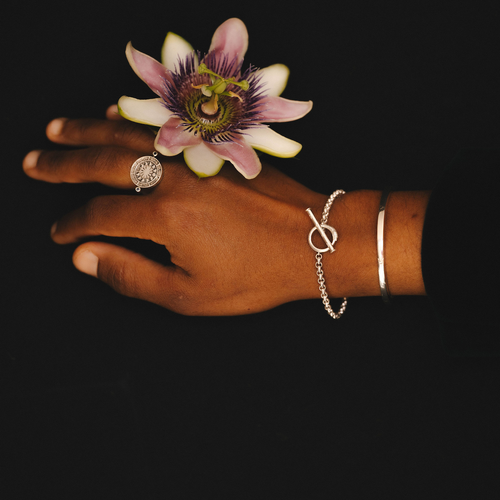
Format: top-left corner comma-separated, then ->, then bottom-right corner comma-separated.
306,208 -> 338,253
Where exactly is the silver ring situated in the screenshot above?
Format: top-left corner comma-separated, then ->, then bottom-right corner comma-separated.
130,151 -> 163,192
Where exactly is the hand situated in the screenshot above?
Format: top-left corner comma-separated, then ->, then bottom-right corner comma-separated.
23,110 -> 329,315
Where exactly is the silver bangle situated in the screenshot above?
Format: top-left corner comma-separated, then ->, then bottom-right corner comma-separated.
377,189 -> 392,304
306,190 -> 348,319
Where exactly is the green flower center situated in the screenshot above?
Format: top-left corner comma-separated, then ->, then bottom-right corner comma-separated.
182,87 -> 241,141
181,63 -> 250,141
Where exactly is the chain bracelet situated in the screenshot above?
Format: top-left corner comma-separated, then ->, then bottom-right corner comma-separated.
306,190 -> 348,319
315,251 -> 348,319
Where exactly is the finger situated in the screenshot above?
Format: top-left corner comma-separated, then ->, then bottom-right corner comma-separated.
46,117 -> 156,153
106,104 -> 125,121
51,195 -> 155,244
23,146 -> 147,189
72,242 -> 190,311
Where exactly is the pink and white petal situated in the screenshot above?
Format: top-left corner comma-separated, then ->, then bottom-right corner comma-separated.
206,139 -> 261,179
183,142 -> 225,177
260,96 -> 313,123
154,117 -> 202,156
256,64 -> 290,97
208,18 -> 248,65
117,96 -> 172,127
125,42 -> 172,96
161,32 -> 197,72
245,127 -> 302,158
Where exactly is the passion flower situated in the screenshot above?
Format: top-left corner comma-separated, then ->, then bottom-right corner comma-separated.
118,18 -> 312,178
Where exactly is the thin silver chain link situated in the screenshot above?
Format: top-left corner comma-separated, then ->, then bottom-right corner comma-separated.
314,190 -> 348,319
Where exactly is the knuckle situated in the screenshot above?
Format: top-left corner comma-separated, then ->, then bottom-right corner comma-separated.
65,118 -> 105,143
203,172 -> 228,190
149,194 -> 194,234
113,121 -> 153,149
113,121 -> 139,144
83,147 -> 118,178
82,197 -> 102,230
149,194 -> 170,218
73,118 -> 95,137
82,196 -> 115,231
104,261 -> 136,296
106,262 -> 127,291
145,197 -> 174,240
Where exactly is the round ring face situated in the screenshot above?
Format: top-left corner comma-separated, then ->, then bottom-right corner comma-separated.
130,156 -> 163,191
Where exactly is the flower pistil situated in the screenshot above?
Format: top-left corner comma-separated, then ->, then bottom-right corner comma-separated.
192,62 -> 249,115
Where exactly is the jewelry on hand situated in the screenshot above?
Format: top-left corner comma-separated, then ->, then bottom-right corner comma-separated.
130,151 -> 163,192
306,190 -> 348,320
377,189 -> 392,304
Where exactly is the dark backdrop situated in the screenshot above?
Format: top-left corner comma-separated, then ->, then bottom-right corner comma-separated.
3,1 -> 500,498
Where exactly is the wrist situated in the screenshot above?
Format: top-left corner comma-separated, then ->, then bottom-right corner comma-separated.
309,189 -> 429,299
324,190 -> 381,298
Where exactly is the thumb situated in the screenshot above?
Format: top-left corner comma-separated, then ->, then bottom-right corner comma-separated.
72,242 -> 184,307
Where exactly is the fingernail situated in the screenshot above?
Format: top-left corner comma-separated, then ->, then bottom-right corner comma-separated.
50,221 -> 58,237
46,118 -> 67,137
73,249 -> 98,277
23,150 -> 42,171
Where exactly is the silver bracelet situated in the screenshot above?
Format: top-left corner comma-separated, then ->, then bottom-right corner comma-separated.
306,190 -> 348,319
377,189 -> 392,304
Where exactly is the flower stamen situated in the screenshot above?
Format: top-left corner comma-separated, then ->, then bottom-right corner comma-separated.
197,62 -> 249,95
191,83 -> 213,97
228,90 -> 243,102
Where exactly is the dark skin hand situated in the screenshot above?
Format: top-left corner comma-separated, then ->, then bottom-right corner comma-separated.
23,108 -> 429,316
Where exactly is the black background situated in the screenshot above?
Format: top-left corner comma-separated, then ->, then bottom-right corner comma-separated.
3,1 -> 500,498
